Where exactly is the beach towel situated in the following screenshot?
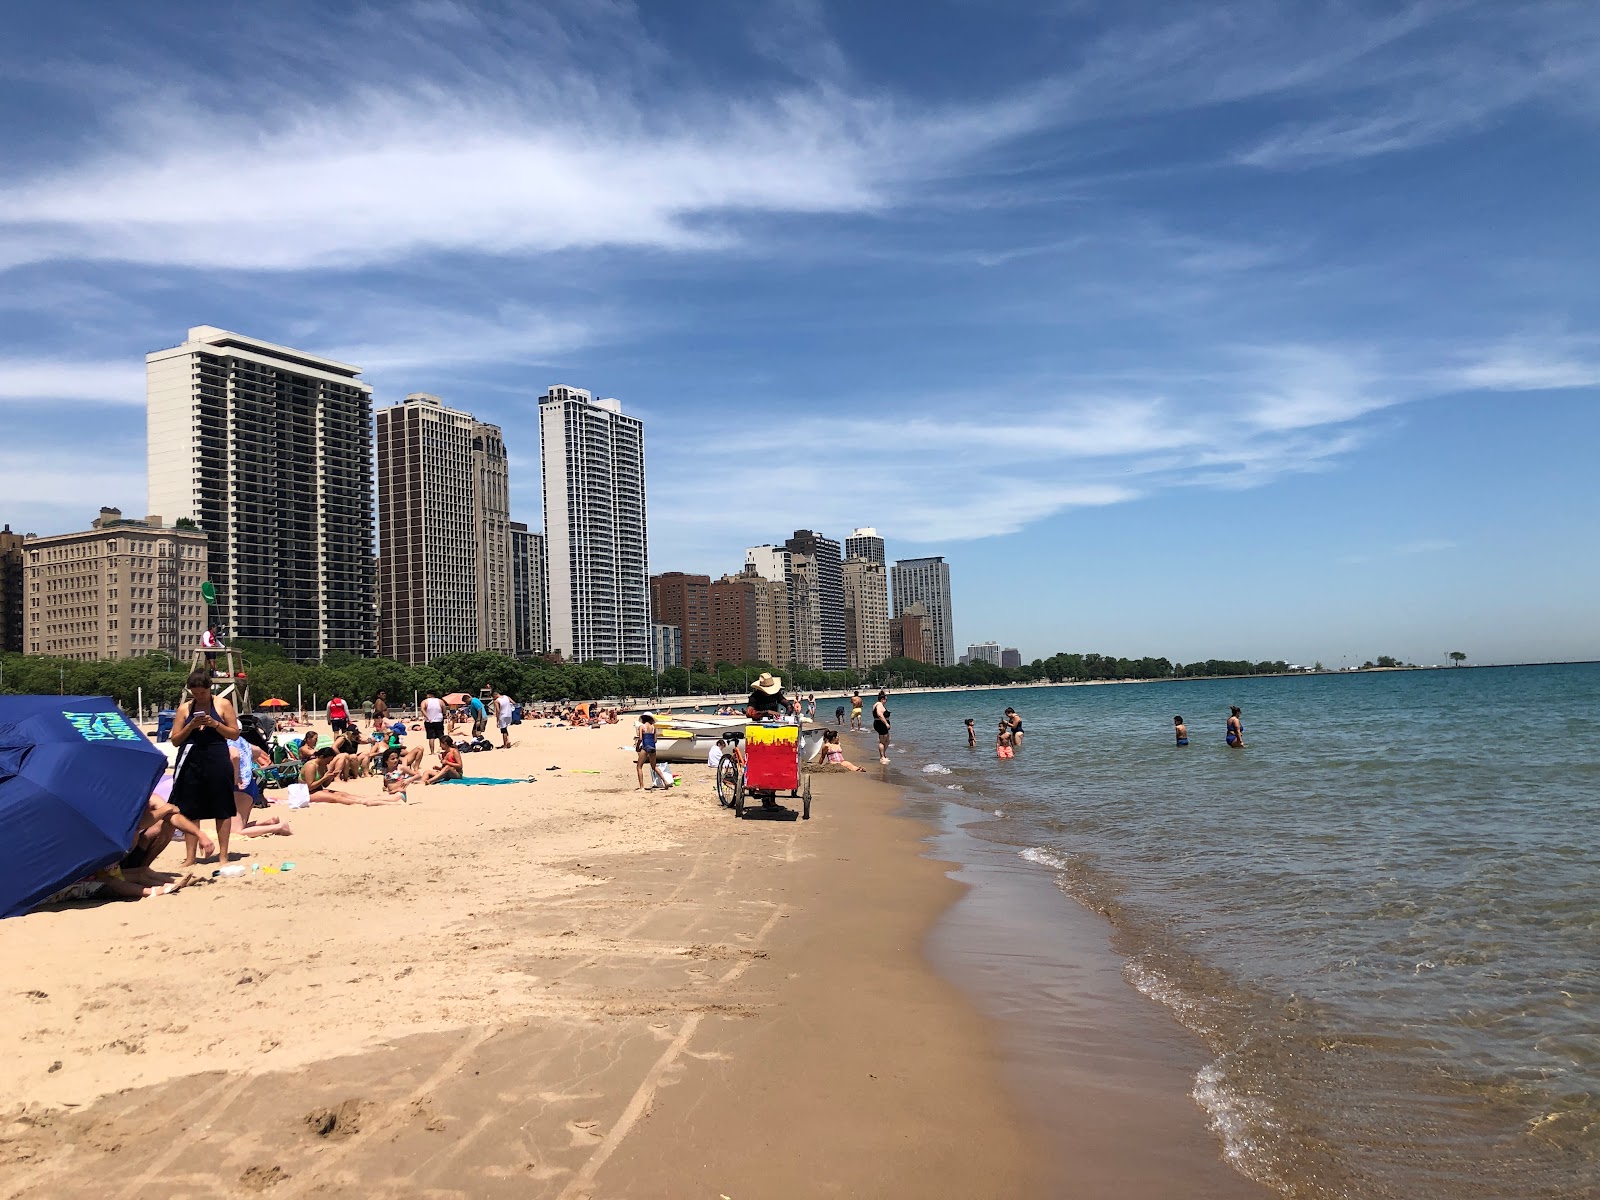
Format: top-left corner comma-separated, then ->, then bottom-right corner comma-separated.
433,776 -> 533,786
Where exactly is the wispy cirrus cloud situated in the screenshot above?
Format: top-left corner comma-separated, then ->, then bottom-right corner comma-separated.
0,358 -> 144,404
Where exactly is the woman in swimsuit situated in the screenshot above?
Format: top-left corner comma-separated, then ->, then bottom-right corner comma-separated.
1004,707 -> 1023,749
1174,716 -> 1189,747
169,667 -> 242,867
821,730 -> 865,773
421,736 -> 464,785
1226,707 -> 1245,749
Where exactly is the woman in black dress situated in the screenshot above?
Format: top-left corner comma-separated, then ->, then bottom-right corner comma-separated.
170,667 -> 242,867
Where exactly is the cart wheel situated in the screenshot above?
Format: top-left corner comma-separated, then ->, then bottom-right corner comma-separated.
734,776 -> 745,818
716,757 -> 739,808
802,775 -> 812,820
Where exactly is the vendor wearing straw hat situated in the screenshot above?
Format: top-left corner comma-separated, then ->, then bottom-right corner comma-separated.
745,672 -> 790,721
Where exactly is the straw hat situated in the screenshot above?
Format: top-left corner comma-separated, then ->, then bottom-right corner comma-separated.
752,672 -> 783,694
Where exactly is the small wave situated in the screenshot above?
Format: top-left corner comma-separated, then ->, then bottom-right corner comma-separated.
994,809 -> 1005,817
1019,846 -> 1069,871
921,763 -> 953,774
1192,1061 -> 1287,1193
944,783 -> 965,791
1124,959 -> 1214,1034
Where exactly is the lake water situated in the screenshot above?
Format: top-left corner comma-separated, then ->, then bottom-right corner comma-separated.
881,664 -> 1600,1200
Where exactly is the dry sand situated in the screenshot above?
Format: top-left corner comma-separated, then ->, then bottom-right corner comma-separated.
0,720 -> 1040,1197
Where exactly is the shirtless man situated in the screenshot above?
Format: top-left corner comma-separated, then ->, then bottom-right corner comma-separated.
872,691 -> 891,765
850,691 -> 863,733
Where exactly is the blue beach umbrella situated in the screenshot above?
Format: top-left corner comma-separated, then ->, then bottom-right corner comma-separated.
0,695 -> 166,918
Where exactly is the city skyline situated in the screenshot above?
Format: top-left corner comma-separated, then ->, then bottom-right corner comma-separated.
2,2 -> 1598,666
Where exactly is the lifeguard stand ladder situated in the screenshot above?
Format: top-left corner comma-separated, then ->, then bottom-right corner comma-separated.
189,644 -> 253,714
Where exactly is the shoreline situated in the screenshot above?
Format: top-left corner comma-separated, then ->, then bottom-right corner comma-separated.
0,721 -> 1041,1196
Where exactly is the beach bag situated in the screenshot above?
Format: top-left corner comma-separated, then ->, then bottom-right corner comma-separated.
285,783 -> 311,809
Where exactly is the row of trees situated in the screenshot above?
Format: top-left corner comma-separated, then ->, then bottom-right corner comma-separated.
0,641 -> 1301,715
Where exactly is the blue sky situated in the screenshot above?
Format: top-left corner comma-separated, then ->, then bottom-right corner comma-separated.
1,0 -> 1597,665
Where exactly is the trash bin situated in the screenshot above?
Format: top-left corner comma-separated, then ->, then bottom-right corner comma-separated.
156,710 -> 176,743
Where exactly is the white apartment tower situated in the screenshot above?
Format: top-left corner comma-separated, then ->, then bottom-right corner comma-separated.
472,422 -> 514,653
147,326 -> 374,660
844,527 -> 886,566
539,386 -> 650,665
375,394 -> 479,664
891,556 -> 956,668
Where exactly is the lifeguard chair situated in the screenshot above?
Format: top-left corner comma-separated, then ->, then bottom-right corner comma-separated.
189,642 -> 252,714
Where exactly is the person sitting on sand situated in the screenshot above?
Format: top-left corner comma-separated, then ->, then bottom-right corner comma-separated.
821,729 -> 865,773
297,731 -> 320,763
300,747 -> 398,805
121,791 -> 212,875
420,736 -> 464,785
228,740 -> 294,838
378,746 -> 420,802
996,722 -> 1015,759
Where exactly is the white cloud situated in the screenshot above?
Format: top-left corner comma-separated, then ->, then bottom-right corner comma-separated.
0,359 -> 144,404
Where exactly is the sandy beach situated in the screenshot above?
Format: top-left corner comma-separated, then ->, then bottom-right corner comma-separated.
0,719 -> 1042,1197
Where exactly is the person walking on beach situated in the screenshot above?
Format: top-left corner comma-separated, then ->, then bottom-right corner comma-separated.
634,713 -> 671,790
468,692 -> 489,737
872,691 -> 891,765
495,688 -> 516,749
1226,706 -> 1245,749
1004,706 -> 1023,749
965,718 -> 976,748
421,689 -> 446,754
371,690 -> 389,732
1174,715 -> 1189,747
326,694 -> 350,735
850,690 -> 863,732
169,667 -> 242,867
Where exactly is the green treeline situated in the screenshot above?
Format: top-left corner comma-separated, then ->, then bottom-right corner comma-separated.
0,642 -> 1294,713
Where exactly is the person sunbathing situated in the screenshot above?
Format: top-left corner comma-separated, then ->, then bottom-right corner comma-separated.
821,729 -> 865,773
300,748 -> 399,805
228,742 -> 295,838
420,736 -> 464,785
42,862 -> 197,905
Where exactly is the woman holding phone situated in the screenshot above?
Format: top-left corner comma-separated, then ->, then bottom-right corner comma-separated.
169,666 -> 242,867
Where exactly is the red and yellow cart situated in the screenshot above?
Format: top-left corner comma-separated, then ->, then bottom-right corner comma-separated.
730,722 -> 811,820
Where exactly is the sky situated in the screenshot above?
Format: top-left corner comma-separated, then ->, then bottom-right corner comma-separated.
1,0 -> 1597,666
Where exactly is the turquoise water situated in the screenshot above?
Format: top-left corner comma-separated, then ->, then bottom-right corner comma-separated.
881,665 -> 1600,1200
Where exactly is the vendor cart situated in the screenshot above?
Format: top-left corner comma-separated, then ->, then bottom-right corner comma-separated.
728,722 -> 811,820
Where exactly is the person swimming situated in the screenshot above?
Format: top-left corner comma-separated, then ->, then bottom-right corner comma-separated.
1226,706 -> 1245,748
1174,715 -> 1189,747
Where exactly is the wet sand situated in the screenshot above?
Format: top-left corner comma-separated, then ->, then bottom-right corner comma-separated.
0,723 -> 1038,1197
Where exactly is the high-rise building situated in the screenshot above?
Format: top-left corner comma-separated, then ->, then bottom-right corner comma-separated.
0,523 -> 24,654
540,386 -> 650,665
146,326 -> 374,660
651,622 -> 682,673
712,568 -> 791,667
844,527 -> 885,566
23,508 -> 207,661
889,601 -> 933,664
842,556 -> 890,669
472,422 -> 514,654
785,530 -> 845,670
649,572 -> 712,667
966,641 -> 1001,666
375,394 -> 479,664
891,556 -> 955,667
509,522 -> 548,658
1001,647 -> 1022,669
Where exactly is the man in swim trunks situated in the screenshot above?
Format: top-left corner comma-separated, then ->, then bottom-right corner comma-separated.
1226,706 -> 1245,749
421,689 -> 446,753
1004,706 -> 1023,749
850,691 -> 863,732
1174,715 -> 1189,747
872,691 -> 891,764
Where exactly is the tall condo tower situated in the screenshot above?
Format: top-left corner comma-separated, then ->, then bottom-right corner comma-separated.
375,394 -> 479,664
785,529 -> 846,670
891,556 -> 956,668
539,386 -> 650,665
509,522 -> 548,658
472,422 -> 514,653
842,555 -> 890,669
844,527 -> 886,566
147,326 -> 374,660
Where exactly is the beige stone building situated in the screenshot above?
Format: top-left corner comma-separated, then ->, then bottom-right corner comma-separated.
24,508 -> 208,661
843,556 -> 890,669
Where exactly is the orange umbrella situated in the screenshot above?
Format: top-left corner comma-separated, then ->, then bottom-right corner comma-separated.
257,698 -> 289,708
444,692 -> 468,705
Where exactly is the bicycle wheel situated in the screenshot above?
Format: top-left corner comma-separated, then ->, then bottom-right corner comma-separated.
802,774 -> 811,820
716,757 -> 739,808
734,775 -> 746,818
